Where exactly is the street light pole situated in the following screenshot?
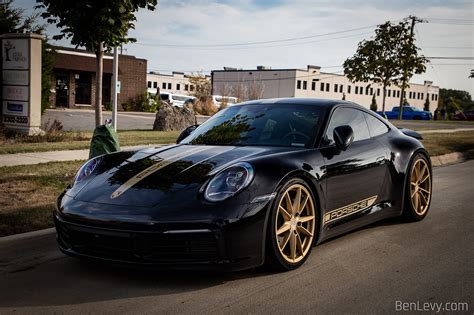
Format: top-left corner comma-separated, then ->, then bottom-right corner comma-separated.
111,46 -> 119,131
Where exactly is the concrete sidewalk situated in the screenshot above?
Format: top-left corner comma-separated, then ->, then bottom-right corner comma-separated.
0,144 -> 168,167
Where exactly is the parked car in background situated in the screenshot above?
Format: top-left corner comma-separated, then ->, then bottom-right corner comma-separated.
452,110 -> 474,121
160,92 -> 196,107
212,95 -> 238,108
378,106 -> 432,120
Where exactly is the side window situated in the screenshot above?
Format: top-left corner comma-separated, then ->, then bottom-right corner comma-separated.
364,113 -> 389,137
324,107 -> 370,145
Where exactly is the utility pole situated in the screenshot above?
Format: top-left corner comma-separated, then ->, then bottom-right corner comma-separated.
111,47 -> 119,131
398,16 -> 426,120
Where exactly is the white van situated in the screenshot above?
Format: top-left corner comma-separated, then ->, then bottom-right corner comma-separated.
212,95 -> 238,108
159,92 -> 196,107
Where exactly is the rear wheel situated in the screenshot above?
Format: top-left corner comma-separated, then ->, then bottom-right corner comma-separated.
266,178 -> 317,270
403,153 -> 432,221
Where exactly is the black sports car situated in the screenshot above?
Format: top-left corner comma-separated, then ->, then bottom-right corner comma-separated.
54,98 -> 432,271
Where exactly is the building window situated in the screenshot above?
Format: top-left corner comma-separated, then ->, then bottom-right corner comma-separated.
370,87 -> 373,95
168,83 -> 172,90
377,88 -> 380,96
340,85 -> 343,93
153,82 -> 157,88
185,84 -> 189,91
435,94 -> 438,101
348,85 -> 351,94
355,86 -> 359,94
420,93 -> 424,100
75,72 -> 92,105
366,86 -> 370,95
334,84 -> 338,93
297,80 -> 301,89
388,89 -> 391,97
147,81 -> 152,88
326,83 -> 330,92
320,82 -> 324,91
403,91 -> 406,97
303,81 -> 307,90
190,85 -> 194,91
162,82 -> 166,89
397,90 -> 400,98
311,81 -> 316,91
177,84 -> 180,91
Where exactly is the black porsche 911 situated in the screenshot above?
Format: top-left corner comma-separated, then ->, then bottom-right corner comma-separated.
54,98 -> 432,271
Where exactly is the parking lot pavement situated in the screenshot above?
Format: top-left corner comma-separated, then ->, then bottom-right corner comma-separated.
0,161 -> 472,314
42,109 -> 210,131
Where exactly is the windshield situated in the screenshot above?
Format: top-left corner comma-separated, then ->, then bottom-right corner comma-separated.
181,104 -> 323,147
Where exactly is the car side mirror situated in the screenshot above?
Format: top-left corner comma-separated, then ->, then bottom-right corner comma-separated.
333,125 -> 354,151
176,124 -> 198,143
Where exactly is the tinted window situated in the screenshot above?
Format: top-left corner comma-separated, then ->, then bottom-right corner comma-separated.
324,107 -> 370,145
364,113 -> 389,137
182,104 -> 322,147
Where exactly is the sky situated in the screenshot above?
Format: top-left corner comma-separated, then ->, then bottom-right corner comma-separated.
16,0 -> 474,95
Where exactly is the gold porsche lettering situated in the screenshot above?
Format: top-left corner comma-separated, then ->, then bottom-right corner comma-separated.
324,196 -> 377,224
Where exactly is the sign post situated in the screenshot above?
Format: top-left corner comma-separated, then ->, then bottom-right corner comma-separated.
1,33 -> 42,135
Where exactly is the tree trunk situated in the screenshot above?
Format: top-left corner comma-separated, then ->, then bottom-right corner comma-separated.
382,85 -> 387,118
398,85 -> 406,120
94,42 -> 104,127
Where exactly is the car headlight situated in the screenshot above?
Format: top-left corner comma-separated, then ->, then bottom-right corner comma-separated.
204,162 -> 254,202
74,156 -> 102,183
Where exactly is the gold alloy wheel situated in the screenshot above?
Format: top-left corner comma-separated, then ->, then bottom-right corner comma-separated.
410,158 -> 431,216
275,184 -> 316,264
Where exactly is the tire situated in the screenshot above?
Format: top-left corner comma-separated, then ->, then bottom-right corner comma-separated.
265,178 -> 318,271
402,153 -> 432,221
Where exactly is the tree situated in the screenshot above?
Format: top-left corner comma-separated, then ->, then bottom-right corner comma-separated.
370,94 -> 377,111
423,95 -> 430,111
37,0 -> 157,127
343,18 -> 427,116
342,93 -> 346,100
187,73 -> 211,102
0,0 -> 53,114
439,88 -> 473,114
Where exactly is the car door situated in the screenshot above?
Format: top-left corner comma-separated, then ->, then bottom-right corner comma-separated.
321,107 -> 389,225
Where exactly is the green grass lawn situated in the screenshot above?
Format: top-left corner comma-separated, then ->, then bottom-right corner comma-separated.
0,130 -> 179,154
0,131 -> 472,237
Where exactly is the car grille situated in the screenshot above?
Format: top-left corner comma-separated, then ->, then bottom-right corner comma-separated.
55,217 -> 220,263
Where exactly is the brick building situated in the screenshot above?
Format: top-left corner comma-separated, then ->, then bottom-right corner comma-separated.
49,47 -> 147,110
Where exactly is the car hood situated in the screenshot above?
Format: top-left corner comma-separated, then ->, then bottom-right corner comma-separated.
73,144 -> 289,207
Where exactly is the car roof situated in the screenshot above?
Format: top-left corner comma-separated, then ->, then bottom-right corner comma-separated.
237,98 -> 360,109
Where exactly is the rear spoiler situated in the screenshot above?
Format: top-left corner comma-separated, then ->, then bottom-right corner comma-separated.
399,128 -> 423,140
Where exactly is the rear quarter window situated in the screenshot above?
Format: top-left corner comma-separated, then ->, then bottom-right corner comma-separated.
364,113 -> 389,137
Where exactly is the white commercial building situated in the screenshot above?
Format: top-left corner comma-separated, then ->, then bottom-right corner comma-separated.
212,65 -> 439,112
147,72 -> 210,96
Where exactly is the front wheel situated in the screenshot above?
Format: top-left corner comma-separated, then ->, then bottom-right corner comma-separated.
266,178 -> 317,270
403,153 -> 432,221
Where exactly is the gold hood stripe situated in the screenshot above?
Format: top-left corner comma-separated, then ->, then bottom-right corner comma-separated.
110,146 -> 212,199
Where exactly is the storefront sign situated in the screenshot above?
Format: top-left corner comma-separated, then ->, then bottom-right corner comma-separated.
2,39 -> 29,70
2,70 -> 28,85
2,85 -> 29,101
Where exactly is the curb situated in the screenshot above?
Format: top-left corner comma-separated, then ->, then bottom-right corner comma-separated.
0,227 -> 55,244
431,150 -> 474,167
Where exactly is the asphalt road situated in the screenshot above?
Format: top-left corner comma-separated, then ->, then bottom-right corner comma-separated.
42,109 -> 209,131
0,161 -> 472,314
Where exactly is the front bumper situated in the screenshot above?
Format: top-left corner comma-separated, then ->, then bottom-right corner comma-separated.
53,209 -> 267,272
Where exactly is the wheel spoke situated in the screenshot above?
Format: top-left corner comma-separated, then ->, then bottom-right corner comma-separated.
290,233 -> 297,261
419,173 -> 430,184
296,233 -> 304,256
411,188 -> 417,198
298,215 -> 314,223
414,192 -> 420,212
419,164 -> 427,182
414,162 -> 420,181
418,186 -> 430,195
297,225 -> 313,237
300,195 -> 309,213
293,187 -> 302,214
279,231 -> 291,249
284,192 -> 293,214
278,205 -> 291,221
276,223 -> 290,235
419,191 -> 428,205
